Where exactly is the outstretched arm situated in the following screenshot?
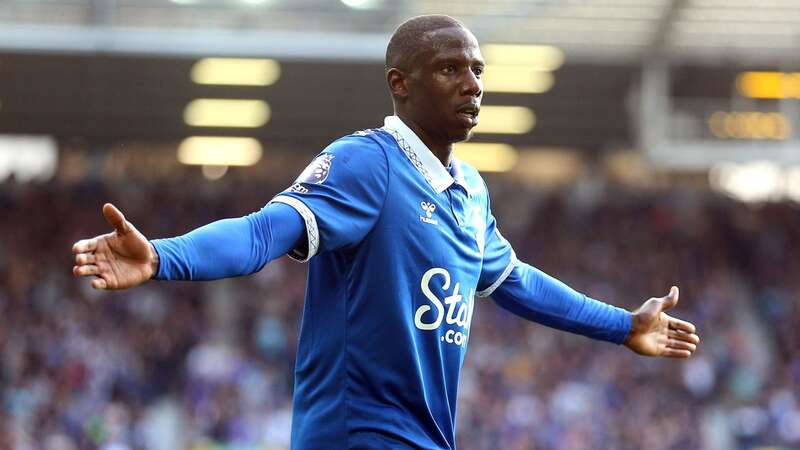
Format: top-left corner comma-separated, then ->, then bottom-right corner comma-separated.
72,202 -> 305,289
490,262 -> 632,344
150,202 -> 304,281
489,262 -> 699,357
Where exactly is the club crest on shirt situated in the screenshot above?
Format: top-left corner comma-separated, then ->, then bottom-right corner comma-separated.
296,154 -> 334,185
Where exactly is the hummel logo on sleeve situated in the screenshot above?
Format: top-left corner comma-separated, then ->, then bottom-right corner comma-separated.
419,201 -> 438,225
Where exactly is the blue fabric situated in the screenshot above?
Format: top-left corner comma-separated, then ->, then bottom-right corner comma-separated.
269,130 -> 482,449
269,127 -> 526,450
150,202 -> 304,280
492,262 -> 632,344
150,122 -> 632,450
476,193 -> 515,295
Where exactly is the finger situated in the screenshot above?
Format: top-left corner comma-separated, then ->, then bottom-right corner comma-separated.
91,277 -> 108,290
72,238 -> 98,254
667,339 -> 697,353
103,203 -> 129,235
660,286 -> 679,311
669,329 -> 700,344
75,253 -> 96,265
661,348 -> 691,358
73,265 -> 100,277
669,317 -> 696,334
669,329 -> 700,345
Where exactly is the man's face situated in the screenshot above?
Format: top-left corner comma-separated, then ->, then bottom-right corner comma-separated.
407,27 -> 484,145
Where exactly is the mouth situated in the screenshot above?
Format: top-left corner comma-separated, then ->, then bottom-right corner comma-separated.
456,104 -> 480,126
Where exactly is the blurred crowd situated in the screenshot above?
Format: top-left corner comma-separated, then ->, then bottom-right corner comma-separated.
0,167 -> 798,450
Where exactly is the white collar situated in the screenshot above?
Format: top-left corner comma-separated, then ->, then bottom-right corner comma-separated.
382,115 -> 455,193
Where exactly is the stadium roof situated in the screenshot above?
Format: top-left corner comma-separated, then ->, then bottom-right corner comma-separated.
0,0 -> 799,65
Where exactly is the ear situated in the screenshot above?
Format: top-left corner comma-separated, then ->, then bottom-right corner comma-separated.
387,68 -> 409,102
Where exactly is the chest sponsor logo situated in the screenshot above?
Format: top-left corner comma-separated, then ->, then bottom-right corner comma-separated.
419,201 -> 438,225
414,267 -> 475,348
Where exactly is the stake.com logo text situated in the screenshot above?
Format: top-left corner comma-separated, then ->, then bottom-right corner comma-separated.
414,268 -> 475,347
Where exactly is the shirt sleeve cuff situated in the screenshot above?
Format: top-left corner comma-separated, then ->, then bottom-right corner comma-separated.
615,310 -> 634,345
268,195 -> 320,263
150,239 -> 168,280
476,253 -> 518,298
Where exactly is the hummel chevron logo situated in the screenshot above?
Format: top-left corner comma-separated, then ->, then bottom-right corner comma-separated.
420,201 -> 438,225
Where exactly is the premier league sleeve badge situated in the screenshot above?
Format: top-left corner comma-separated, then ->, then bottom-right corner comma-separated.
297,154 -> 335,185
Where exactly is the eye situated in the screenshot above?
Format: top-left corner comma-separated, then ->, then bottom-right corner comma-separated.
472,65 -> 484,78
442,64 -> 456,74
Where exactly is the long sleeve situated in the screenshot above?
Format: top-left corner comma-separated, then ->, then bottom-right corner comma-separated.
150,202 -> 305,281
490,261 -> 632,344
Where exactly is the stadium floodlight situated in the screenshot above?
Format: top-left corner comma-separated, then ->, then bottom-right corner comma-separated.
482,67 -> 554,93
0,135 -> 58,182
201,164 -> 228,180
481,44 -> 564,71
784,167 -> 800,203
340,0 -> 380,10
516,148 -> 584,186
709,161 -> 783,203
707,111 -> 790,140
178,137 -> 262,166
191,58 -> 281,86
479,45 -> 561,94
184,99 -> 270,128
453,143 -> 518,172
737,71 -> 800,99
472,106 -> 536,135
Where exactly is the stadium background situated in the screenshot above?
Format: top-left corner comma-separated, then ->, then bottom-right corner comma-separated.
1,0 -> 799,449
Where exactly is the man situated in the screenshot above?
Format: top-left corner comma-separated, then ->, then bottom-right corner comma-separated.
73,15 -> 700,450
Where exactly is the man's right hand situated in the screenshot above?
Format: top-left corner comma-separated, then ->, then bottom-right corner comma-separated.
72,203 -> 158,290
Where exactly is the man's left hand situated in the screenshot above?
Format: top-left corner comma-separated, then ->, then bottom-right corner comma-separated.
624,286 -> 700,358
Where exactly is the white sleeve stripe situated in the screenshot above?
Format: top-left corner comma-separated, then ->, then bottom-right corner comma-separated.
476,253 -> 518,298
269,195 -> 319,263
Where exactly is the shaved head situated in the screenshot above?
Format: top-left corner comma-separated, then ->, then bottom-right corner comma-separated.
385,15 -> 467,72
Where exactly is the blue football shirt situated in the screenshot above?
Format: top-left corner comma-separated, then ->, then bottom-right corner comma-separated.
269,115 -> 516,449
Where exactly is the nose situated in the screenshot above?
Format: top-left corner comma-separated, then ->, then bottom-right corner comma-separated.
460,70 -> 482,98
